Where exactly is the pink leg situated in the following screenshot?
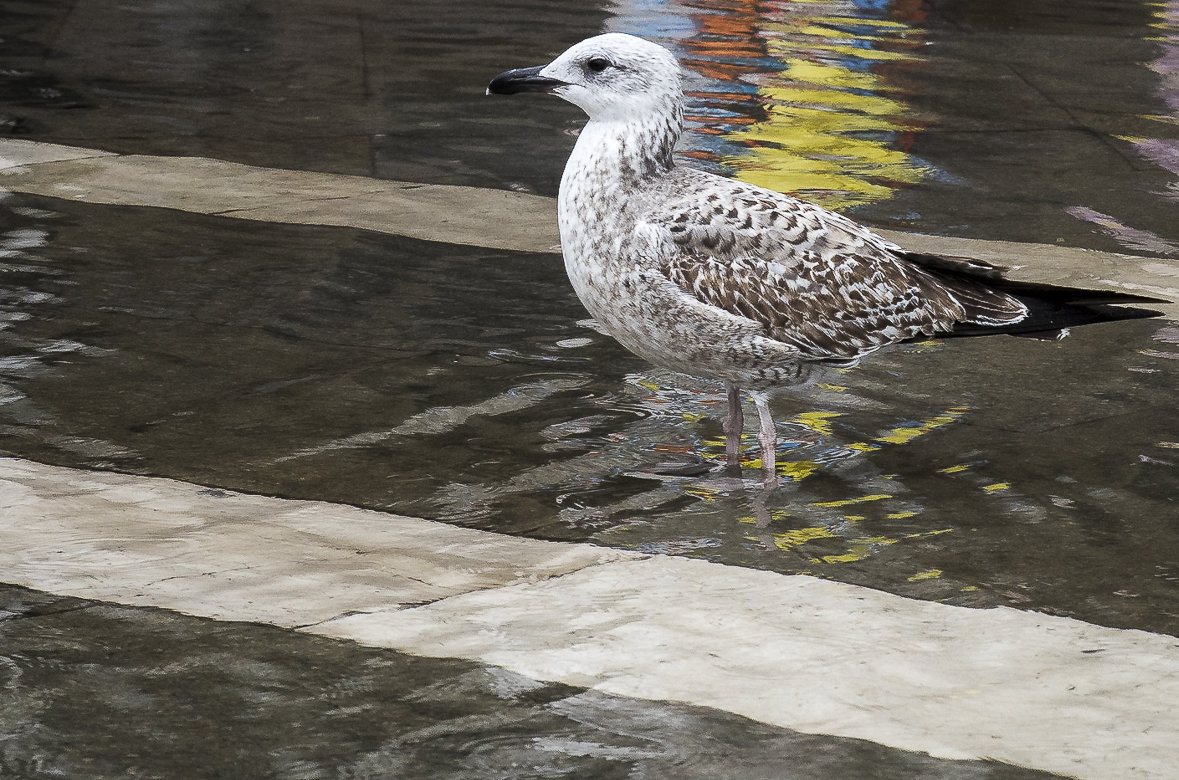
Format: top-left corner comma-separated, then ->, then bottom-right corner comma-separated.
754,393 -> 778,487
722,385 -> 744,468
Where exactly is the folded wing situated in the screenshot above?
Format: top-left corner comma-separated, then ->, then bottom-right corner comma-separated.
644,169 -> 1029,362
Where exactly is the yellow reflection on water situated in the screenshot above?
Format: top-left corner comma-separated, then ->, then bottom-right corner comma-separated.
669,0 -> 934,210
729,8 -> 930,208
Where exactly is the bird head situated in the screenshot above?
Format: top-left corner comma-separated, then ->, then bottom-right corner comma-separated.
487,33 -> 683,123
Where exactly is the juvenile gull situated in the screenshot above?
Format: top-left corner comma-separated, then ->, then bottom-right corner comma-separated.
488,33 -> 1165,485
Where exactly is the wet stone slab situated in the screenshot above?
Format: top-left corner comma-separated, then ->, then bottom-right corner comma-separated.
0,583 -> 1060,780
1,139 -> 1173,307
0,457 -> 633,626
1,0 -> 1176,776
0,141 -> 559,252
316,555 -> 1179,780
3,459 -> 1177,778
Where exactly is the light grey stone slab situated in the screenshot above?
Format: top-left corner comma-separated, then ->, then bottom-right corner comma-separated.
0,457 -> 634,627
0,141 -> 558,253
1,139 -> 1174,317
314,555 -> 1179,780
0,139 -> 118,170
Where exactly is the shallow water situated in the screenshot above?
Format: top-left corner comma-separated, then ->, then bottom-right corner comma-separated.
3,0 -> 1179,776
1,191 -> 1176,636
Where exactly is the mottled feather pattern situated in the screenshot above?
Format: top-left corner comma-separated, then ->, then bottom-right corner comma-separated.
662,250 -> 957,360
651,168 -> 905,263
644,167 -> 1026,362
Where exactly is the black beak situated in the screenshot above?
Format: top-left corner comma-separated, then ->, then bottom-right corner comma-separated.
486,65 -> 567,95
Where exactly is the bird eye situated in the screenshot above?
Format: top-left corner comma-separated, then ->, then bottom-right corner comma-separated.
586,57 -> 610,73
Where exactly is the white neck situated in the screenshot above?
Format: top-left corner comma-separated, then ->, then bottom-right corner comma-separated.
564,110 -> 680,186
557,107 -> 683,241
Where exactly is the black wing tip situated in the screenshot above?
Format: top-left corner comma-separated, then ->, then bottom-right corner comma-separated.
1018,290 -> 1172,310
1097,304 -> 1168,321
1051,289 -> 1172,307
902,251 -> 1010,280
1109,293 -> 1172,306
940,301 -> 1167,340
901,250 -> 1173,308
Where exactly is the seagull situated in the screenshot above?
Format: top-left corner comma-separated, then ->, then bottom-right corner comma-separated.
487,33 -> 1165,486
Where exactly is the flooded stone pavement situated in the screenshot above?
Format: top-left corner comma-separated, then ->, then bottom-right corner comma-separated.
0,191 -> 1176,637
2,0 -> 1179,777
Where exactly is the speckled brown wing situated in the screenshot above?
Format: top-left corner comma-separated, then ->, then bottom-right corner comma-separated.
648,168 -> 908,263
661,249 -> 969,361
644,169 -> 1025,361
